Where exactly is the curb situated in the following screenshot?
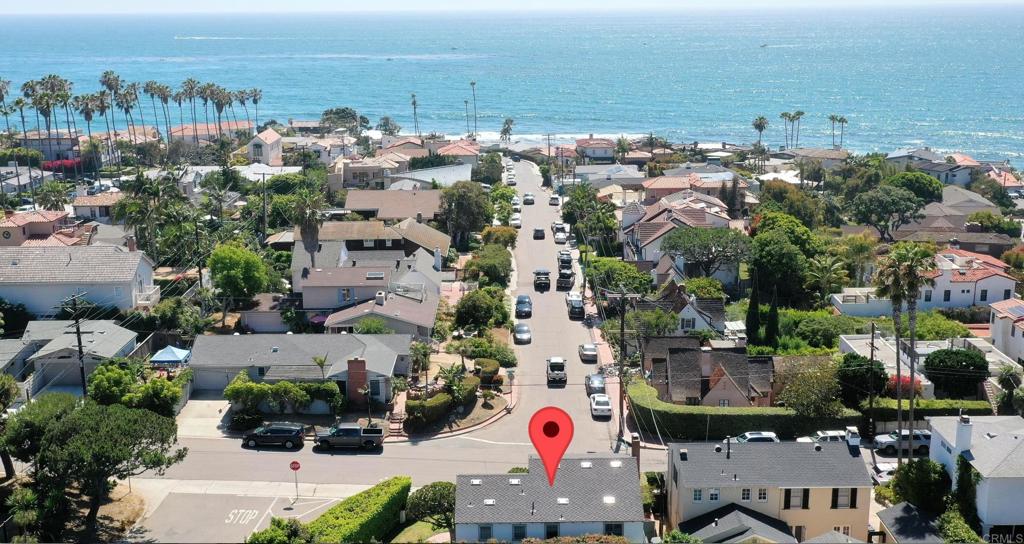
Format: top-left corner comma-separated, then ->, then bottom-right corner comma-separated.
384,390 -> 516,443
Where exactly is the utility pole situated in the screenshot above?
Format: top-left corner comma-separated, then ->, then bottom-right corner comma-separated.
260,172 -> 268,241
195,216 -> 204,290
605,286 -> 643,442
869,322 -> 877,439
66,293 -> 88,397
470,81 -> 477,138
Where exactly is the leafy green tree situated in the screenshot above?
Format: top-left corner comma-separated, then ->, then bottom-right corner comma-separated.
754,211 -> 816,256
586,257 -> 652,294
899,310 -> 970,340
685,277 -> 724,299
1,393 -> 78,464
884,171 -> 944,203
1013,386 -> 1024,415
891,458 -> 951,515
440,181 -> 493,249
471,153 -> 504,184
751,229 -> 806,300
968,176 -> 1014,210
208,243 -> 269,300
660,227 -> 750,278
665,530 -> 703,543
406,481 -> 456,540
923,349 -> 989,398
0,373 -> 18,479
849,185 -> 924,242
375,116 -> 401,136
627,309 -> 677,338
87,362 -> 137,405
455,288 -> 509,333
778,360 -> 843,418
764,292 -> 780,348
480,226 -> 518,249
354,317 -> 394,335
758,181 -> 824,228
465,244 -> 513,286
38,402 -> 187,535
804,254 -> 849,304
123,378 -> 183,417
320,107 -> 368,134
966,211 -> 1021,237
836,353 -> 887,407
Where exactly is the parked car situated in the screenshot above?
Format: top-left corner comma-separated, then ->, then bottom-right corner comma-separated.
873,430 -> 932,455
512,156 -> 521,162
243,422 -> 305,449
523,193 -> 535,205
551,221 -> 567,234
566,292 -> 585,319
871,462 -> 898,485
506,177 -> 517,187
590,393 -> 612,418
549,195 -> 560,205
585,373 -> 606,395
511,196 -> 521,206
557,249 -> 573,267
556,268 -> 575,289
515,295 -> 533,318
533,269 -> 551,290
510,214 -> 522,229
512,203 -> 522,213
546,357 -> 567,384
578,343 -> 598,362
533,228 -> 545,240
315,423 -> 385,451
725,431 -> 780,444
514,323 -> 532,344
797,430 -> 848,444
554,232 -> 567,244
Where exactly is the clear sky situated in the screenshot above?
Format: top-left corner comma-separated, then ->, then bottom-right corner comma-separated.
4,0 -> 1012,14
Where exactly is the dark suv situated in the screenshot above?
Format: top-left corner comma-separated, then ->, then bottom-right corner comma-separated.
515,295 -> 533,318
534,269 -> 551,290
315,423 -> 385,451
243,422 -> 305,449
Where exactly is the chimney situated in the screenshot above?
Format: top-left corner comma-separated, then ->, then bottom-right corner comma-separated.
434,246 -> 442,271
346,357 -> 368,405
126,235 -> 137,252
955,414 -> 973,454
375,291 -> 386,305
4,210 -> 13,218
589,133 -> 594,139
416,212 -> 423,224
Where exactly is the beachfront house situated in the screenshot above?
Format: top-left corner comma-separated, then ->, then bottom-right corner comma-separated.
886,147 -> 946,168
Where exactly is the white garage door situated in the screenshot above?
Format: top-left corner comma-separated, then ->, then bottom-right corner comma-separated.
193,368 -> 233,391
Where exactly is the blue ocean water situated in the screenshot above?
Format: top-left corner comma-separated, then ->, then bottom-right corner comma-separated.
2,7 -> 1024,162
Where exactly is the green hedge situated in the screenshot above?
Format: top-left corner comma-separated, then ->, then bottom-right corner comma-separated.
476,358 -> 500,385
862,398 -> 993,421
462,375 -> 480,404
628,382 -> 861,440
303,476 -> 411,542
406,392 -> 452,430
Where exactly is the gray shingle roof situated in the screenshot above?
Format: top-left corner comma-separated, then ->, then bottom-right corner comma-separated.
877,502 -> 940,544
0,246 -> 149,284
808,530 -> 865,543
930,416 -> 1024,478
667,442 -> 872,489
455,455 -> 644,524
189,333 -> 411,378
678,503 -> 796,543
325,292 -> 439,329
24,320 -> 137,360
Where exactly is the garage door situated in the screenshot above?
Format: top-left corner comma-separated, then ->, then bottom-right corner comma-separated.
193,368 -> 233,391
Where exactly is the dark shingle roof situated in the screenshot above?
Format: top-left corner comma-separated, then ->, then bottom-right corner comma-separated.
0,246 -> 149,284
679,503 -> 796,543
877,502 -> 941,544
667,442 -> 872,489
808,530 -> 865,543
455,456 -> 644,525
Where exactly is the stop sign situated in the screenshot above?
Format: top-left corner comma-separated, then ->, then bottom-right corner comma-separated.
290,460 -> 301,471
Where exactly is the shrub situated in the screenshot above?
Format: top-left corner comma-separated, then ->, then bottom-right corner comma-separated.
476,358 -> 500,385
794,315 -> 841,348
508,466 -> 528,473
481,226 -> 519,248
230,409 -> 263,430
874,483 -> 896,506
465,244 -> 513,286
938,507 -> 981,544
628,382 -> 860,440
885,375 -> 923,398
923,349 -> 989,398
269,381 -> 311,413
863,398 -> 992,421
405,392 -> 452,430
891,458 -> 951,515
224,372 -> 272,411
406,481 -> 456,536
303,476 -> 411,543
937,305 -> 993,324
123,377 -> 183,417
461,375 -> 480,404
685,277 -> 724,299
297,381 -> 346,414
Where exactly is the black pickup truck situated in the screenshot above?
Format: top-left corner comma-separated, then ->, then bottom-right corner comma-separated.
534,269 -> 551,290
556,268 -> 575,290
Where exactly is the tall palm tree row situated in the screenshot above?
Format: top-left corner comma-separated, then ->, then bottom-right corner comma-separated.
791,110 -> 805,148
779,111 -> 792,149
873,249 -> 909,466
837,115 -> 848,147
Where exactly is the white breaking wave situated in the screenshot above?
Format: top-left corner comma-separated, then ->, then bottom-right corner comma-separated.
174,36 -> 296,40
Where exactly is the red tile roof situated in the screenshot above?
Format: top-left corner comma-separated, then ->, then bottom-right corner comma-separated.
437,142 -> 480,157
576,137 -> 615,148
255,128 -> 281,145
0,210 -> 68,228
941,247 -> 1009,270
989,169 -> 1023,188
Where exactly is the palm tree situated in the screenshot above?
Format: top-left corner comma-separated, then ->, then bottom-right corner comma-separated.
213,88 -> 230,139
470,81 -> 477,138
752,116 -> 768,145
143,81 -> 162,140
842,233 -> 877,286
157,84 -> 173,142
0,78 -> 13,144
828,114 -> 838,147
804,254 -> 849,305
235,90 -> 252,135
100,71 -> 122,152
312,355 -> 328,380
838,116 -> 848,147
94,90 -> 116,168
889,242 -> 937,450
292,186 -> 326,269
181,78 -> 200,144
874,251 -> 909,466
73,94 -> 98,175
779,112 -> 792,149
126,82 -> 144,142
792,110 -> 805,148
249,88 -> 262,129
199,82 -> 216,130
12,97 -> 31,198
411,93 -> 419,137
36,181 -> 71,210
500,117 -> 514,143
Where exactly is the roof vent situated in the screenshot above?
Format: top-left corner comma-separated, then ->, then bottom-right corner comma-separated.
602,496 -> 616,504
557,498 -> 569,505
271,346 -> 279,353
366,271 -> 385,280
483,499 -> 495,506
580,461 -> 593,468
470,479 -> 482,486
609,460 -> 622,468
508,478 -> 521,485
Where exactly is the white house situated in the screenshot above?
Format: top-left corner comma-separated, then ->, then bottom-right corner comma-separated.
929,415 -> 1024,539
248,128 -> 283,166
989,297 -> 1024,365
0,244 -> 159,317
575,136 -> 616,162
454,455 -> 647,543
21,320 -> 137,395
917,161 -> 974,186
832,248 -> 1016,317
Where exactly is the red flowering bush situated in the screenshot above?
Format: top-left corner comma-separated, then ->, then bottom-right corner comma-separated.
41,159 -> 82,172
886,375 -> 923,398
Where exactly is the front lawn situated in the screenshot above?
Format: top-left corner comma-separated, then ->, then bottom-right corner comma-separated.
390,520 -> 444,543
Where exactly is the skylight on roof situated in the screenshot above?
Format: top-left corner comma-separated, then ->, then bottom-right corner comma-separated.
470,479 -> 482,485
580,461 -> 593,468
557,498 -> 569,505
483,499 -> 495,506
508,478 -> 521,485
609,460 -> 623,468
603,496 -> 616,504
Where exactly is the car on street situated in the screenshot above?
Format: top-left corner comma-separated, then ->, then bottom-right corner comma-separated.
566,292 -> 585,319
243,422 -> 305,449
515,295 -> 533,318
796,430 -> 848,443
533,228 -> 545,240
585,373 -> 606,395
546,357 -> 567,384
551,221 -> 567,234
514,323 -> 532,344
512,156 -> 521,162
523,193 -> 535,205
510,213 -> 522,228
556,268 -> 575,289
554,232 -> 567,244
871,462 -> 898,485
579,343 -> 599,362
533,269 -> 551,290
315,423 -> 385,450
873,430 -> 932,455
511,196 -> 521,206
506,176 -> 517,186
512,203 -> 522,213
590,393 -> 613,418
558,249 -> 573,267
725,431 -> 780,443
549,195 -> 560,205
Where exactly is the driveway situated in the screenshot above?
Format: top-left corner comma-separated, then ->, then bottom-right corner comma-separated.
176,390 -> 233,439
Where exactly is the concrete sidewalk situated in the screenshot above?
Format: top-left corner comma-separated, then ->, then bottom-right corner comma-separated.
128,478 -> 370,517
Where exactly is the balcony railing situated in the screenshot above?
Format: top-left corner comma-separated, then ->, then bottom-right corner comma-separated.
135,285 -> 161,307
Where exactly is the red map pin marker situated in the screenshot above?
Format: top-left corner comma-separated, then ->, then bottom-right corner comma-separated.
529,407 -> 574,486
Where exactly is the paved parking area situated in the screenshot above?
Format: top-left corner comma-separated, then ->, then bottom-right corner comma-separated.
130,492 -> 339,543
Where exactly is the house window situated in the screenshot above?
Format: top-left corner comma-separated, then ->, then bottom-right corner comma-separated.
786,488 -> 806,509
692,489 -> 702,502
363,239 -> 375,248
338,288 -> 352,303
709,488 -> 720,501
981,289 -> 989,302
513,525 -> 526,540
479,525 -> 492,541
114,286 -> 122,297
842,526 -> 851,536
252,143 -> 263,158
1006,289 -> 1013,300
924,290 -> 932,302
545,524 -> 559,539
741,488 -> 751,502
943,290 -> 951,302
680,318 -> 696,330
758,488 -> 768,502
604,523 -> 624,536
256,367 -> 267,377
835,487 -> 851,508
718,399 -> 730,407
